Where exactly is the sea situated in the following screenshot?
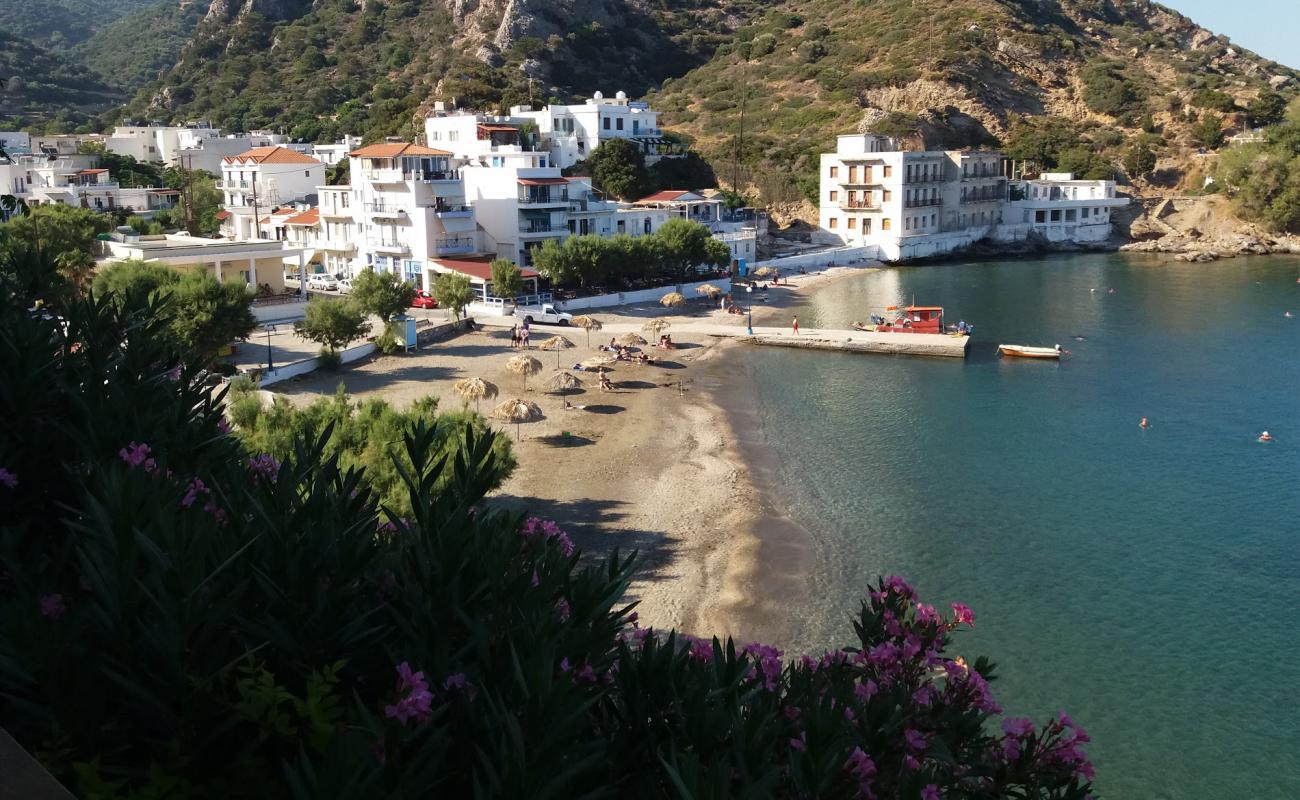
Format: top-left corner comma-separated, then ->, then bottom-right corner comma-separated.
728,253 -> 1300,799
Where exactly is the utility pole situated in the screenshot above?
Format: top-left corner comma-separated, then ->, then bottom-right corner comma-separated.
180,155 -> 196,235
249,172 -> 260,243
733,61 -> 749,194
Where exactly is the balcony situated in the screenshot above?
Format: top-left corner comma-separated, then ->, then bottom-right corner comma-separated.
518,191 -> 568,207
520,222 -> 555,235
365,202 -> 407,219
316,239 -> 357,253
838,174 -> 880,187
905,173 -> 947,184
218,181 -> 252,191
904,199 -> 942,208
366,239 -> 410,255
433,202 -> 473,218
432,236 -> 475,255
841,201 -> 881,211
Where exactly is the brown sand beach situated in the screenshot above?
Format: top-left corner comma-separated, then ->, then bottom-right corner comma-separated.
266,263 -> 877,645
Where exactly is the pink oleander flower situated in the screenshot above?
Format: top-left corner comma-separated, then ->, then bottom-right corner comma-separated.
0,467 -> 16,489
914,602 -> 939,624
867,641 -> 900,667
443,673 -> 476,699
559,657 -> 571,673
921,784 -> 941,800
903,755 -> 921,772
165,365 -> 182,382
882,575 -> 916,599
574,663 -> 597,686
789,732 -> 807,752
1001,737 -> 1021,761
1001,717 -> 1035,738
217,416 -> 232,434
247,454 -> 280,482
683,635 -> 713,662
39,593 -> 66,619
912,685 -> 933,706
844,747 -> 876,780
743,642 -> 783,691
950,602 -> 975,627
530,568 -> 540,588
626,611 -> 638,625
905,729 -> 928,753
119,442 -> 156,472
555,598 -> 571,622
902,634 -> 922,660
384,662 -> 434,726
1056,710 -> 1074,728
854,679 -> 878,702
181,477 -> 208,508
203,500 -> 227,525
395,662 -> 427,694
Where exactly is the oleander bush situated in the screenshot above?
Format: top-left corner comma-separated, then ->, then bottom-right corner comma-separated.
0,264 -> 1094,798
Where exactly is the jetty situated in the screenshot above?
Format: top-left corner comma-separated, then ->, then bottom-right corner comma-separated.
741,329 -> 969,358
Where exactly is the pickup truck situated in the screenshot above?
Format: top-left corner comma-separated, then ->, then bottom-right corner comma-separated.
513,303 -> 572,326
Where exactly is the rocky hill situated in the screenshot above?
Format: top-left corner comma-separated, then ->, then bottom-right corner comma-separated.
0,31 -> 124,129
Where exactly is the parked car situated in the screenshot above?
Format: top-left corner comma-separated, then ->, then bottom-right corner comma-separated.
308,273 -> 339,291
337,278 -> 353,294
513,303 -> 572,326
411,290 -> 438,309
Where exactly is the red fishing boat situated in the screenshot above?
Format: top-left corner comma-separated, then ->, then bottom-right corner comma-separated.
873,305 -> 945,334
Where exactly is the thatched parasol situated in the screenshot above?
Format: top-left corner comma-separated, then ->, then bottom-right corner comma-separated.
616,332 -> 647,346
752,266 -> 777,279
491,398 -> 543,440
641,318 -> 670,336
659,292 -> 686,308
545,370 -> 584,406
695,283 -> 722,298
505,354 -> 543,390
539,334 -> 575,367
452,376 -> 498,413
571,315 -> 604,347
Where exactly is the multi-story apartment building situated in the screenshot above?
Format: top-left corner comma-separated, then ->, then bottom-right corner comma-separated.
219,147 -> 325,241
508,91 -> 676,169
424,113 -> 546,165
816,133 -> 1126,260
313,186 -> 359,278
1,154 -> 178,217
1005,174 -> 1124,242
346,142 -> 477,286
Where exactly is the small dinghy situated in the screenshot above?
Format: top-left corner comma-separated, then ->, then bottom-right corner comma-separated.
999,344 -> 1062,359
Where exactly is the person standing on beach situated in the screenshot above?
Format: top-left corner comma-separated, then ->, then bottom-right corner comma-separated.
792,316 -> 799,335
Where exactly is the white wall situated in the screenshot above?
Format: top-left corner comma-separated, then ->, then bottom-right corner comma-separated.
552,278 -> 733,312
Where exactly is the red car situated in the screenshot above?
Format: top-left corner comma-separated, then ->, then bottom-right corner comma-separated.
411,290 -> 438,309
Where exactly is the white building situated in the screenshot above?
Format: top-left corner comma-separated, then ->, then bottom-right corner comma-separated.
311,136 -> 362,166
627,189 -> 762,264
345,141 -> 477,287
0,131 -> 31,154
816,134 -> 1126,260
98,231 -> 306,294
424,114 -> 543,164
1,154 -> 179,217
508,91 -> 676,169
219,146 -> 325,241
1004,174 -> 1125,243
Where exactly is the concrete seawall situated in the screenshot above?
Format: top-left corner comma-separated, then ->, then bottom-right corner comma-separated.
742,331 -> 969,358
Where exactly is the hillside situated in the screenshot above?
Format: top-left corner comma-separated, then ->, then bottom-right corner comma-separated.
78,1 -> 206,93
0,31 -> 124,130
649,0 -> 1300,202
0,0 -> 157,49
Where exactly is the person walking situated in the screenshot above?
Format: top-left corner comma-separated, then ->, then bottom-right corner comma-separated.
509,324 -> 518,348
792,315 -> 799,336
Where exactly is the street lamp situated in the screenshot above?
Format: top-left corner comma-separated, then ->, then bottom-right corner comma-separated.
264,324 -> 275,371
747,307 -> 753,336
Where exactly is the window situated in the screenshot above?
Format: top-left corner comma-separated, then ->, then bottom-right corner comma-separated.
1035,210 -> 1046,223
847,190 -> 856,205
847,217 -> 856,230
905,164 -> 912,182
882,218 -> 891,230
643,219 -> 652,234
883,166 -> 892,178
883,190 -> 892,201
828,217 -> 837,229
829,190 -> 838,202
448,131 -> 459,142
577,141 -> 585,153
829,166 -> 839,178
848,166 -> 858,183
1081,207 -> 1090,219
1065,209 -> 1077,222
616,118 -> 624,131
305,170 -> 310,177
429,131 -> 440,140
864,167 -> 872,182
603,117 -> 611,130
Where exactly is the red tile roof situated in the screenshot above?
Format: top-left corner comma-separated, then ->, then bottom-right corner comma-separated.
349,142 -> 452,158
284,207 -> 320,226
432,256 -> 539,281
223,146 -> 321,165
634,189 -> 698,203
215,210 -> 231,221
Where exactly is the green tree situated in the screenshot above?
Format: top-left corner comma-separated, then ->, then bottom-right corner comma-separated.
489,258 -> 523,301
1056,147 -> 1115,180
1002,116 -> 1082,169
0,203 -> 111,292
350,267 -> 415,323
1191,114 -> 1225,149
1191,88 -> 1237,112
169,269 -> 257,359
531,237 -> 574,287
1122,144 -> 1157,177
295,296 -> 371,355
328,157 -> 350,186
432,271 -> 474,321
585,138 -> 650,201
1080,61 -> 1141,117
656,218 -> 729,278
1246,92 -> 1287,128
92,261 -> 256,360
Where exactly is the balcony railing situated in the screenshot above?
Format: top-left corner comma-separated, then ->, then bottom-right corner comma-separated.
521,222 -> 555,234
905,174 -> 947,184
518,191 -> 567,205
218,181 -> 252,191
366,239 -> 410,254
904,198 -> 942,208
841,201 -> 880,210
432,236 -> 475,254
365,203 -> 406,216
433,202 -> 472,215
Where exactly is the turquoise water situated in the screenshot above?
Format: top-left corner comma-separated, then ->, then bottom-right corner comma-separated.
736,254 -> 1300,799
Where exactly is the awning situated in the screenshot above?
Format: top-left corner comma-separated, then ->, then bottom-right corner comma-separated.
517,177 -> 568,186
478,124 -> 519,133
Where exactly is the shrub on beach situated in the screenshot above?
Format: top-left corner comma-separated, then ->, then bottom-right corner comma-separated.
0,254 -> 1093,798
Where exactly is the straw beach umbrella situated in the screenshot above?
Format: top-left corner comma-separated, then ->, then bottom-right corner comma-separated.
752,266 -> 777,279
616,332 -> 647,346
491,398 -> 543,440
452,376 -> 498,413
642,318 -> 670,336
545,370 -> 584,406
571,315 -> 603,347
695,283 -> 722,299
506,354 -> 543,390
539,334 -> 574,367
659,292 -> 686,308
580,355 -> 615,370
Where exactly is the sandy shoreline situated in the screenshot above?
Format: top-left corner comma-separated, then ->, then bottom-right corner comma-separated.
265,262 -> 878,642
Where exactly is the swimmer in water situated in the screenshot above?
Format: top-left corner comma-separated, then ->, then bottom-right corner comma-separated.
1286,311 -> 1294,318
1074,335 -> 1086,341
1108,288 -> 1116,294
1140,417 -> 1150,429
1258,431 -> 1273,442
